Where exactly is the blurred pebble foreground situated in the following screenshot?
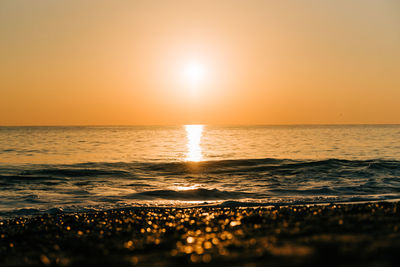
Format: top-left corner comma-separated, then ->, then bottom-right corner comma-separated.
1,202 -> 400,266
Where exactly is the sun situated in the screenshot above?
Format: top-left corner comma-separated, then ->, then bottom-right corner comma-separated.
183,61 -> 206,86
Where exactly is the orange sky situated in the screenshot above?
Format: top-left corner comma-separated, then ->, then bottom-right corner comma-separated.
1,0 -> 399,125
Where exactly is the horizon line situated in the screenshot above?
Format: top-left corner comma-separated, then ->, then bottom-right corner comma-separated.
1,123 -> 400,127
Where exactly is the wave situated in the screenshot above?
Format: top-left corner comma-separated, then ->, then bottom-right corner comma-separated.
20,168 -> 130,177
127,188 -> 253,200
1,157 -> 400,219
2,157 -> 400,179
129,158 -> 400,176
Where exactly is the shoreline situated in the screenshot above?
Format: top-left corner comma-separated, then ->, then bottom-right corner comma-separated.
3,197 -> 400,221
1,202 -> 400,266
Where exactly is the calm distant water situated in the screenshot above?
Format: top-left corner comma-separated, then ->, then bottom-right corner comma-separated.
1,125 -> 400,218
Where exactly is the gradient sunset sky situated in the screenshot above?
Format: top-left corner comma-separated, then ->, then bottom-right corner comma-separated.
1,0 -> 399,125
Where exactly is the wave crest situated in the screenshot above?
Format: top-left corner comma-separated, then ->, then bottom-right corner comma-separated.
128,188 -> 252,200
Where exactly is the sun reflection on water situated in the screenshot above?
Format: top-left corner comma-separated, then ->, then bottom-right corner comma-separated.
185,125 -> 204,162
174,185 -> 198,191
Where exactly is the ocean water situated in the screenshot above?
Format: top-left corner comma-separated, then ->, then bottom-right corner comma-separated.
1,125 -> 400,218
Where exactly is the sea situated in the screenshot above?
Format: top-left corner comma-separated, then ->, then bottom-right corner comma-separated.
1,125 -> 400,218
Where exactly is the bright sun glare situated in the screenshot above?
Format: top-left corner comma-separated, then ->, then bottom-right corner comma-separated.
183,62 -> 206,86
185,124 -> 203,162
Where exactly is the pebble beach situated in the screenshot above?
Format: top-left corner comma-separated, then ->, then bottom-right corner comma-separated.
1,202 -> 400,266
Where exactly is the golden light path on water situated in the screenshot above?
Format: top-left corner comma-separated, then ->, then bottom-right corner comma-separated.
185,125 -> 204,162
169,125 -> 204,195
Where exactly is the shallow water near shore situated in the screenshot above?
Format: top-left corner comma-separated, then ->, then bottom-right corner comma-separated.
1,125 -> 400,218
